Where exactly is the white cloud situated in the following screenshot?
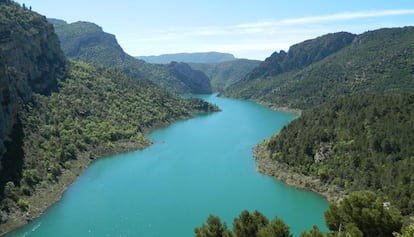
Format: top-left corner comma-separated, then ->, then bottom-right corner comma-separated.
281,9 -> 414,25
122,9 -> 414,59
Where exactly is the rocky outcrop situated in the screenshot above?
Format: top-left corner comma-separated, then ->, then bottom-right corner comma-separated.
242,32 -> 356,82
0,1 -> 66,164
313,143 -> 333,163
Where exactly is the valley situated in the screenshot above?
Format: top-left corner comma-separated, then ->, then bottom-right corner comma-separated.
1,0 -> 414,236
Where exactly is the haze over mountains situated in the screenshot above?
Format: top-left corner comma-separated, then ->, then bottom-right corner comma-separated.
137,52 -> 237,64
49,18 -> 263,93
189,59 -> 261,91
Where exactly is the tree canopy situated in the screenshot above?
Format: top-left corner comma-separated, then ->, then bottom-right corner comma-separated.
195,210 -> 292,237
325,191 -> 403,237
265,94 -> 414,216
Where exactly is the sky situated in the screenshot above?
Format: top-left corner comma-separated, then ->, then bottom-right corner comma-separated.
15,0 -> 414,60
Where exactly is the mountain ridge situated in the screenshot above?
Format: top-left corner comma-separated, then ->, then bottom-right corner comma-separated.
242,32 -> 355,83
49,19 -> 212,94
137,52 -> 236,64
222,27 -> 414,110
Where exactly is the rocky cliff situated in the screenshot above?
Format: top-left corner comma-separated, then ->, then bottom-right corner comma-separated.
0,1 -> 66,166
243,32 -> 356,81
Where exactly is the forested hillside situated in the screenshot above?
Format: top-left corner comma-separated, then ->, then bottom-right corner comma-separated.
189,59 -> 261,91
258,94 -> 414,216
223,27 -> 414,110
49,19 -> 212,94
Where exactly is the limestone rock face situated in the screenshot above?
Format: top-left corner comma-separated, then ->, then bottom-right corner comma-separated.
0,2 -> 66,162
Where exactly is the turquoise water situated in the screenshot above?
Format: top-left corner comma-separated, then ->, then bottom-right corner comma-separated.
6,95 -> 328,237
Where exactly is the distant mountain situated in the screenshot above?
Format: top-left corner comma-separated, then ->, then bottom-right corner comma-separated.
222,27 -> 414,110
137,52 -> 236,64
168,62 -> 212,94
189,59 -> 261,92
49,19 -> 212,94
137,51 -> 259,92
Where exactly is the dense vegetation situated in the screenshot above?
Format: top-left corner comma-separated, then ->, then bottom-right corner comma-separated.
137,52 -> 236,64
0,60 -> 219,229
223,27 -> 414,110
325,191 -> 403,237
196,191 -> 405,237
195,210 -> 291,237
264,94 -> 414,216
189,59 -> 261,92
49,19 -> 212,94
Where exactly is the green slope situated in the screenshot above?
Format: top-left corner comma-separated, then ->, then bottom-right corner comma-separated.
260,94 -> 414,216
49,19 -> 212,94
189,59 -> 261,92
223,27 -> 414,110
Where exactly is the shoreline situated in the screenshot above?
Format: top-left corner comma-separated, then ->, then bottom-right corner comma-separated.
0,115 -> 192,236
254,142 -> 346,204
253,100 -> 303,115
216,93 -> 302,115
219,96 -> 343,202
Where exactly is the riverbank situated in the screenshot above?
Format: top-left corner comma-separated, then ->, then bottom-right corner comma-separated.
252,101 -> 346,202
223,97 -> 341,201
0,115 -> 194,236
253,100 -> 302,115
254,142 -> 346,204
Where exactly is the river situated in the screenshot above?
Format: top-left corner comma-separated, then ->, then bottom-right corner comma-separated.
6,94 -> 328,237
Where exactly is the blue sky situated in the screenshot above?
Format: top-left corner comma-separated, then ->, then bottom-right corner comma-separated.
16,0 -> 414,60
